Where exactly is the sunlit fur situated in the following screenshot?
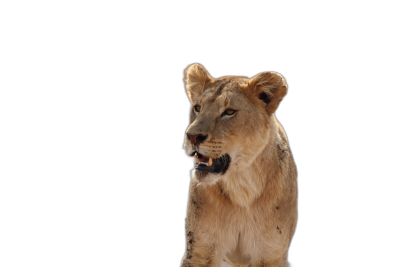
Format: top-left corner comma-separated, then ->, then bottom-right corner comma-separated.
182,64 -> 297,267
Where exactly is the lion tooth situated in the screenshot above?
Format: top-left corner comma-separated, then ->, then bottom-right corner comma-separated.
208,158 -> 212,166
195,156 -> 200,164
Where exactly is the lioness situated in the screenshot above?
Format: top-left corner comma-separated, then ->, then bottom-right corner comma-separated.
181,64 -> 297,267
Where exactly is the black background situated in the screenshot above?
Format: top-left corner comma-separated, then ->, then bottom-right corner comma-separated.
73,37 -> 392,267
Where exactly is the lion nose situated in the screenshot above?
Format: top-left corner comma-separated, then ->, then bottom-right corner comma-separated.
187,133 -> 208,145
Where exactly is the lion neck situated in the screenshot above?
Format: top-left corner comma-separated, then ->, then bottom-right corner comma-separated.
220,117 -> 282,207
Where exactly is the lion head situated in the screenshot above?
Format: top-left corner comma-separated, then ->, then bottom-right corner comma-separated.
183,64 -> 288,185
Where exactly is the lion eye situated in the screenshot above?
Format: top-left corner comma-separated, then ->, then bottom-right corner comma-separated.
222,109 -> 236,116
194,105 -> 201,112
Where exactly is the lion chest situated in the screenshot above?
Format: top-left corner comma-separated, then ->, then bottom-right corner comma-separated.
230,208 -> 288,251
194,190 -> 288,255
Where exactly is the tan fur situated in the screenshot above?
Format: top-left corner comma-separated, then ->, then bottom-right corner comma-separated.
181,64 -> 297,267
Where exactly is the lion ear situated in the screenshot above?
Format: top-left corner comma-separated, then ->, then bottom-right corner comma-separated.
184,64 -> 213,103
248,71 -> 288,114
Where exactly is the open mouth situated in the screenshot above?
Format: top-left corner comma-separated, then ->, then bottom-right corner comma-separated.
194,152 -> 230,174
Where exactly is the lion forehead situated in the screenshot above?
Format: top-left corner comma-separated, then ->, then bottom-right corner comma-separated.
201,85 -> 250,110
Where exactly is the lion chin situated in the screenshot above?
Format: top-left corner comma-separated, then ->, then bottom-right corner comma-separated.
190,152 -> 230,185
